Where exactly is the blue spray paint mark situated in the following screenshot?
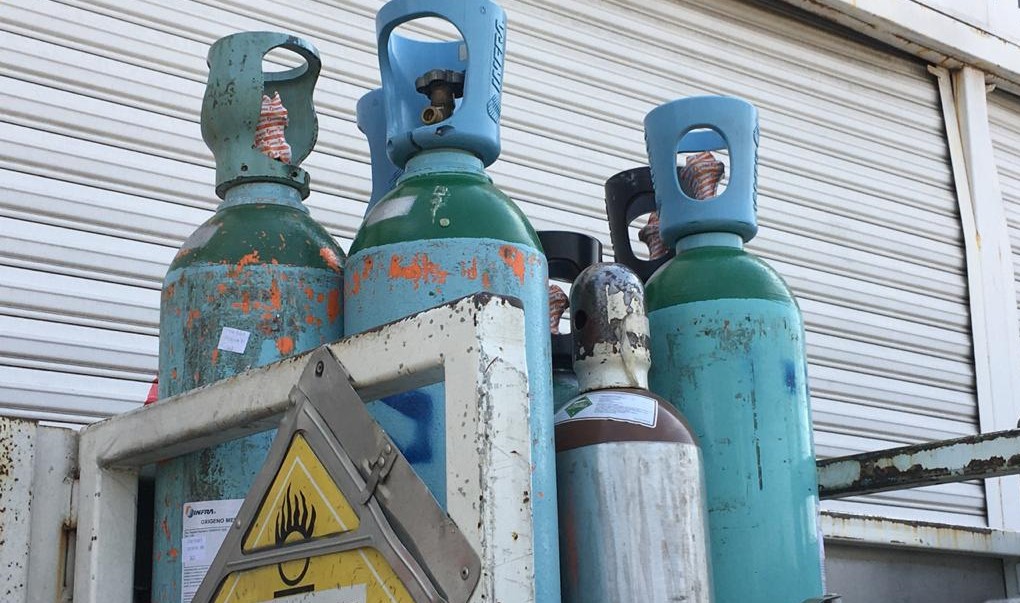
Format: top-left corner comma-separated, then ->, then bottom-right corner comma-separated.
785,360 -> 798,394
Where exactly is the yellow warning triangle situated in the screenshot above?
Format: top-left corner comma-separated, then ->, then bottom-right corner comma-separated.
243,433 -> 360,552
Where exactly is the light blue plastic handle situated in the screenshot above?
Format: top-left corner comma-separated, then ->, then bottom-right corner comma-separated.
644,96 -> 759,244
377,0 -> 506,167
357,88 -> 404,214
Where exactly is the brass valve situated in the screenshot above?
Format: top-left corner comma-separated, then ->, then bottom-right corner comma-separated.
415,69 -> 465,125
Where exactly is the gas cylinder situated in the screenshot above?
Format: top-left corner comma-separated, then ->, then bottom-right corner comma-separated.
153,33 -> 345,603
537,230 -> 602,411
643,96 -> 825,602
556,262 -> 711,602
356,87 -> 402,214
343,1 -> 560,600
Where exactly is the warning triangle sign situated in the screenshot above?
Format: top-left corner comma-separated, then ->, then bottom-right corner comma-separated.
242,433 -> 360,552
191,349 -> 479,603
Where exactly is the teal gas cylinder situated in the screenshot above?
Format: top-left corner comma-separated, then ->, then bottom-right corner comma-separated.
537,231 -> 603,412
152,33 -> 344,603
643,97 -> 825,602
343,1 -> 560,601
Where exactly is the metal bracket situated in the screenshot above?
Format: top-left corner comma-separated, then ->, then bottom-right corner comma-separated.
192,347 -> 480,603
818,427 -> 1020,499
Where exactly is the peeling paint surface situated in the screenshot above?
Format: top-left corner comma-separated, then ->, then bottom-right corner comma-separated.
155,263 -> 342,603
648,298 -> 823,602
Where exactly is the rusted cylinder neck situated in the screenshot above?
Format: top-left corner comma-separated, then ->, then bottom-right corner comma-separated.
570,263 -> 651,393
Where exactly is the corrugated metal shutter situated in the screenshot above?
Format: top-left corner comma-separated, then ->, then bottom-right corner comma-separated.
0,0 -> 981,524
990,91 -> 1020,337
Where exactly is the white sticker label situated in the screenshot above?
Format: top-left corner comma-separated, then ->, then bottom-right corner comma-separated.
181,499 -> 244,603
554,391 -> 658,428
275,585 -> 367,603
364,195 -> 416,226
217,327 -> 250,354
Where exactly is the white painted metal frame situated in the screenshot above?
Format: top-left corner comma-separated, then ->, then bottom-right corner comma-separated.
782,0 -> 1020,95
72,294 -> 535,603
930,64 -> 1020,531
823,512 -> 1020,557
0,417 -> 78,603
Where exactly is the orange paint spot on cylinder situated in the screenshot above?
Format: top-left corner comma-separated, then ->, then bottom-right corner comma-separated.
231,292 -> 251,314
168,547 -> 179,559
327,289 -> 341,323
461,257 -> 479,280
275,336 -> 295,356
499,245 -> 526,284
482,271 -> 492,289
317,292 -> 325,303
216,283 -> 227,295
185,309 -> 201,330
388,254 -> 449,290
305,287 -> 314,301
269,279 -> 282,310
230,250 -> 261,277
211,349 -> 219,365
347,257 -> 375,297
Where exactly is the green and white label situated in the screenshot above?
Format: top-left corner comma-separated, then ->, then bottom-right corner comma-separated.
554,391 -> 658,428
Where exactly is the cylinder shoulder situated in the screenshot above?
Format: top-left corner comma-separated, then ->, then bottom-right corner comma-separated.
169,203 -> 345,273
350,172 -> 541,254
646,247 -> 795,310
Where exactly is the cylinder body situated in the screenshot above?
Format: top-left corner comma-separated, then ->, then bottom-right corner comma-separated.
153,184 -> 344,603
556,389 -> 711,602
344,151 -> 558,602
646,244 -> 824,602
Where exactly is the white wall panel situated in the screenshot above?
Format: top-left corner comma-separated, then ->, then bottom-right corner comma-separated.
0,0 -> 980,524
989,91 -> 1020,315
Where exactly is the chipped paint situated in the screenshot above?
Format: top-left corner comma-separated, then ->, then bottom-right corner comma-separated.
818,427 -> 1020,499
499,245 -> 526,283
387,253 -> 449,289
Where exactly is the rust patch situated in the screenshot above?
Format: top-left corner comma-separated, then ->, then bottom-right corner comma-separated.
327,289 -> 341,323
317,292 -> 325,303
216,283 -> 227,295
232,291 -> 251,314
481,271 -> 492,289
499,245 -> 526,284
269,278 -> 282,310
230,250 -> 261,277
276,336 -> 295,355
304,287 -> 314,301
320,247 -> 341,272
168,547 -> 178,560
161,517 -> 171,541
185,309 -> 201,330
347,257 -> 375,297
389,253 -> 449,290
461,257 -> 479,280
211,349 -> 219,365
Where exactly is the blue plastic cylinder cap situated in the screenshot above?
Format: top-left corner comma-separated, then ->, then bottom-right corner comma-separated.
644,96 -> 759,245
376,0 -> 507,167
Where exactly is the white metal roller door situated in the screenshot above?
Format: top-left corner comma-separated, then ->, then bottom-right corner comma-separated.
0,0 -> 981,524
989,91 -> 1020,327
